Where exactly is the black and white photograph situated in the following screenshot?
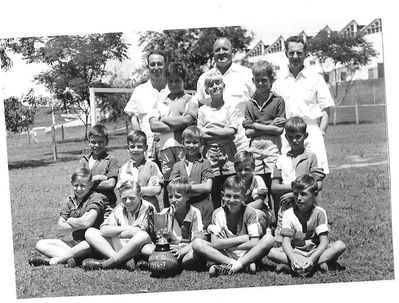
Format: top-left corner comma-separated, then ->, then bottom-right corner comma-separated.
0,1 -> 397,303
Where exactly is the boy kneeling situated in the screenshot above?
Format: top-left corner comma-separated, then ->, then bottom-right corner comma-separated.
268,174 -> 346,276
192,175 -> 274,277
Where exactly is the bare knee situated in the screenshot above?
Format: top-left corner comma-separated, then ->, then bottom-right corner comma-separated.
268,247 -> 280,260
35,239 -> 46,252
192,238 -> 209,254
334,240 -> 346,254
84,227 -> 100,242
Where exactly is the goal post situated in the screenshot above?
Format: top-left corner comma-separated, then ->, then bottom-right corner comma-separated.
89,87 -> 134,126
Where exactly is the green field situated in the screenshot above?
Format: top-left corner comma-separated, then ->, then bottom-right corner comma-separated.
6,119 -> 393,299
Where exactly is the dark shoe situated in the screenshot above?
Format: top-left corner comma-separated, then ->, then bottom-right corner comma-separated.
261,256 -> 277,270
65,257 -> 76,268
124,259 -> 136,271
136,259 -> 149,271
29,255 -> 50,267
328,261 -> 346,271
275,263 -> 290,274
209,264 -> 234,277
318,262 -> 329,273
82,258 -> 103,270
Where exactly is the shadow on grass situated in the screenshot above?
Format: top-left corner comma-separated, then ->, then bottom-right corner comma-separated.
8,156 -> 79,170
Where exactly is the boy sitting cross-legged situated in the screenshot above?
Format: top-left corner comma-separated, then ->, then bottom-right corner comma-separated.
191,175 -> 274,277
82,180 -> 155,271
268,174 -> 346,276
28,167 -> 105,267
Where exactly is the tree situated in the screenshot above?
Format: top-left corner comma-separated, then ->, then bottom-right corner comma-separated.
4,95 -> 36,133
307,29 -> 378,105
139,26 -> 254,90
12,34 -> 129,138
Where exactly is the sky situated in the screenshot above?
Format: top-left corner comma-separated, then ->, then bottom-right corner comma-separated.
0,1 -> 398,303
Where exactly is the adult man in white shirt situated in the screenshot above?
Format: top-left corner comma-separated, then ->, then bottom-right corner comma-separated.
192,37 -> 256,152
124,51 -> 170,159
272,36 -> 335,174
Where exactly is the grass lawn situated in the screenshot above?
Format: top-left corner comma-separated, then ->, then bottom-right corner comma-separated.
6,121 -> 393,299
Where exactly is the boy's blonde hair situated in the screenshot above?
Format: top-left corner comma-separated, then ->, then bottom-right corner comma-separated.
167,177 -> 192,196
223,175 -> 246,195
118,180 -> 141,194
88,124 -> 109,145
285,116 -> 307,134
234,150 -> 255,169
291,174 -> 319,195
182,125 -> 203,144
127,130 -> 147,146
204,72 -> 224,89
252,60 -> 275,82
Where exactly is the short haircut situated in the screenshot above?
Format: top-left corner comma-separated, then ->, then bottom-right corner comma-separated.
118,180 -> 141,194
165,62 -> 187,81
88,124 -> 109,144
284,35 -> 307,52
182,125 -> 203,143
223,175 -> 246,195
234,150 -> 255,169
71,167 -> 92,183
252,60 -> 275,82
127,130 -> 147,146
146,50 -> 167,66
204,72 -> 224,89
291,174 -> 319,195
285,116 -> 307,134
213,37 -> 232,49
167,177 -> 192,196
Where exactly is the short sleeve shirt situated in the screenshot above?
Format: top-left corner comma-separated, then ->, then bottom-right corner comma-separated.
100,198 -> 155,232
160,205 -> 204,245
272,68 -> 335,122
272,150 -> 318,185
79,151 -> 119,205
149,92 -> 198,150
60,191 -> 105,241
281,205 -> 329,251
243,175 -> 268,205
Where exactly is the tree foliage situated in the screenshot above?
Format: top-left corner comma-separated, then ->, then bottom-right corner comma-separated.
307,29 -> 378,105
139,27 -> 254,89
12,33 -> 129,137
4,94 -> 36,133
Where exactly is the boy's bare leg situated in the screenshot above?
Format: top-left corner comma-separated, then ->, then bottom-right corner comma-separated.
192,238 -> 234,265
49,241 -> 92,265
268,247 -> 290,264
35,239 -> 72,258
231,233 -> 274,272
317,240 -> 346,265
85,227 -> 116,258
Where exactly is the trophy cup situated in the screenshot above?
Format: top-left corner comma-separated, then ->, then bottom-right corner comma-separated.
148,209 -> 179,277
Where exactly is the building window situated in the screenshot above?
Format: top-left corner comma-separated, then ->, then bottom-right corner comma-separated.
340,71 -> 347,81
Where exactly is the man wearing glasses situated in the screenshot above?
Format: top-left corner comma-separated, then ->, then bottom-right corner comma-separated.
124,51 -> 170,161
272,36 -> 335,174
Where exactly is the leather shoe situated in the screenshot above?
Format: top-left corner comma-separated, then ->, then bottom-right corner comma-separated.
82,258 -> 103,270
29,255 -> 50,267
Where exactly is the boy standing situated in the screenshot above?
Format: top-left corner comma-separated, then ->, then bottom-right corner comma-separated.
268,174 -> 346,276
28,168 -> 104,267
82,181 -> 155,271
117,130 -> 163,211
79,124 -> 118,218
170,126 -> 214,228
192,175 -> 275,277
149,62 -> 198,207
243,61 -> 285,194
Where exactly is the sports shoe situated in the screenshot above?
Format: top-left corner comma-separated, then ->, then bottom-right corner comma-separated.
82,258 -> 103,270
29,255 -> 50,267
209,264 -> 234,277
261,256 -> 277,270
136,259 -> 149,271
328,261 -> 346,271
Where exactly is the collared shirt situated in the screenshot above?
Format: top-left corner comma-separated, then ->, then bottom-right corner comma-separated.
79,151 -> 119,205
281,205 -> 329,251
100,198 -> 154,231
160,205 -> 204,244
243,175 -> 268,205
272,67 -> 335,122
60,191 -> 104,241
272,150 -> 318,185
170,155 -> 214,204
193,63 -> 256,152
243,92 -> 285,149
124,80 -> 170,152
149,92 -> 198,150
